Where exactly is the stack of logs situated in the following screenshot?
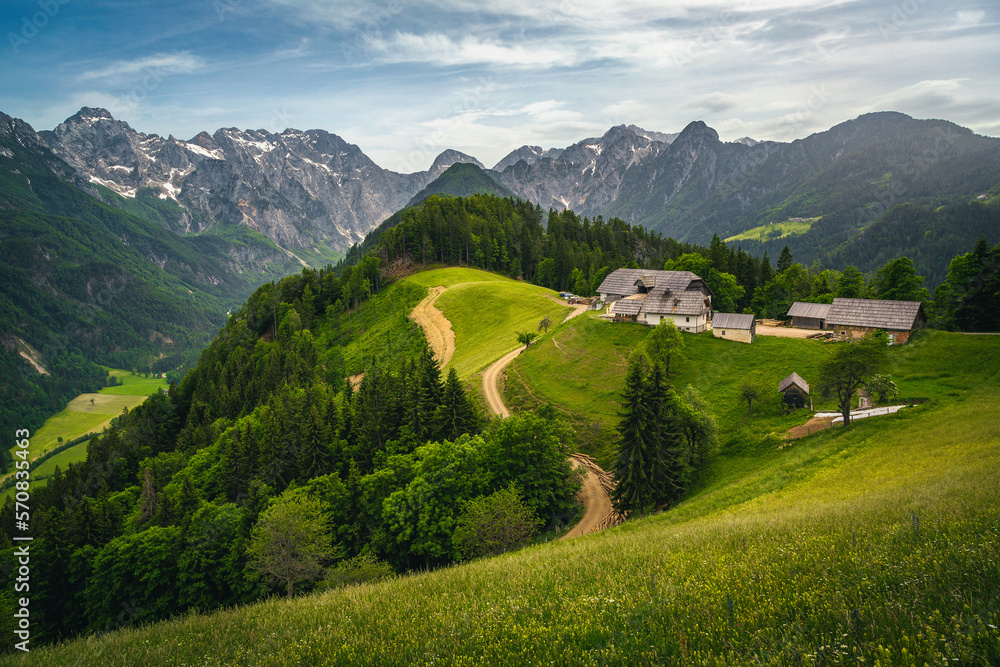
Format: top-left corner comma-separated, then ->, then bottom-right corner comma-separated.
569,453 -> 626,530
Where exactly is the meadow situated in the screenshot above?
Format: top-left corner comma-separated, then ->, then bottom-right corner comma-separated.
406,268 -> 571,378
7,331 -> 998,666
724,218 -> 817,242
1,369 -> 167,502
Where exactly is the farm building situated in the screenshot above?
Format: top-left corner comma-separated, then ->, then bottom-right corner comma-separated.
610,298 -> 643,322
779,372 -> 811,409
711,313 -> 756,343
786,302 -> 831,329
597,268 -> 713,331
826,298 -> 926,344
597,269 -> 712,303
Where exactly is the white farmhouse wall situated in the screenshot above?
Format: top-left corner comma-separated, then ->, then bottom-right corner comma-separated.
645,313 -> 708,332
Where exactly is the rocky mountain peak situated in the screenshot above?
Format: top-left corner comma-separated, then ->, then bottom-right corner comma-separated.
430,149 -> 484,174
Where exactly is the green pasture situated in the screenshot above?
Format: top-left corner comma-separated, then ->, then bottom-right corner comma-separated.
725,218 -> 817,242
9,333 -> 999,666
407,268 -> 572,378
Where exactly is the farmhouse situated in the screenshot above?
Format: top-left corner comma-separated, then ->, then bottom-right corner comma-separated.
826,298 -> 926,344
786,302 -> 831,330
779,372 -> 811,409
711,313 -> 756,343
597,268 -> 714,331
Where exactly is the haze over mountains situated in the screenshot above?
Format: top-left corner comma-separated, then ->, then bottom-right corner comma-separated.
32,108 -> 1000,262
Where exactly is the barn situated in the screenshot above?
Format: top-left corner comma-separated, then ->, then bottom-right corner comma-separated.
786,302 -> 831,329
779,372 -> 811,409
711,313 -> 756,343
610,298 -> 643,322
826,298 -> 926,344
597,268 -> 714,331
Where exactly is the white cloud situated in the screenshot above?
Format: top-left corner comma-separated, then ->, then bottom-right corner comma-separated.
954,10 -> 986,27
80,53 -> 205,81
370,32 -> 579,68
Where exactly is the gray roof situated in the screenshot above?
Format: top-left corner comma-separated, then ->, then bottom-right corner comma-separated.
779,372 -> 809,394
826,298 -> 924,330
644,289 -> 711,316
610,299 -> 643,315
712,312 -> 755,330
787,301 -> 831,319
597,269 -> 699,297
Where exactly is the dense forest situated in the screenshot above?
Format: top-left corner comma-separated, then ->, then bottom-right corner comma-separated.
0,260 -> 581,647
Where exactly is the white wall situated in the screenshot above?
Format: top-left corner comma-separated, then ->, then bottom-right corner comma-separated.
645,313 -> 708,332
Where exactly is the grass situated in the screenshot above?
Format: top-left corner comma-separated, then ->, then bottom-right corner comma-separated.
8,332 -> 999,665
404,267 -> 572,378
725,218 -> 817,242
1,370 -> 167,501
403,266 -> 515,289
505,315 -> 842,465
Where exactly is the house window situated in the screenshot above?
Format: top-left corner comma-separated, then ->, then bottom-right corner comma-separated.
685,316 -> 690,322
722,331 -> 726,335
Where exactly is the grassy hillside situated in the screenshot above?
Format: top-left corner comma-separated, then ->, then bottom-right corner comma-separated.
506,316 -> 842,465
7,331 -> 998,665
724,218 -> 817,242
407,163 -> 514,207
404,267 -> 571,378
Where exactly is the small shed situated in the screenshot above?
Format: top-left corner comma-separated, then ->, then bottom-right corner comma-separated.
778,372 -> 811,409
711,313 -> 756,343
610,298 -> 643,322
786,302 -> 831,329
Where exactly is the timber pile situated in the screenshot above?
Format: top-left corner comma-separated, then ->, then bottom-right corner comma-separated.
570,453 -> 626,529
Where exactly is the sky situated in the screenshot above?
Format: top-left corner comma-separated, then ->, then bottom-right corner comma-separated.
1,0 -> 998,172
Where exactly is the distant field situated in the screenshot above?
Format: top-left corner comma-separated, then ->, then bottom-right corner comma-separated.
725,218 -> 817,242
14,332 -> 999,666
406,268 -> 571,378
2,370 -> 167,500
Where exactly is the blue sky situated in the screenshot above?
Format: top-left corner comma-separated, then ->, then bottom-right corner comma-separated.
2,0 -> 998,171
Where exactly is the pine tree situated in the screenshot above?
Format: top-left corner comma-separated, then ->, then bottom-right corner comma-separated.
436,367 -> 480,441
777,245 -> 794,273
611,356 -> 656,516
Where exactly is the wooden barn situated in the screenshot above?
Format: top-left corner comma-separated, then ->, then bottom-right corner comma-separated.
779,372 -> 811,409
786,302 -> 831,329
711,313 -> 756,343
826,298 -> 926,344
610,298 -> 643,322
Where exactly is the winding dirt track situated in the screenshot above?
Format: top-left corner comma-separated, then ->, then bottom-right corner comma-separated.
409,286 -> 455,367
545,295 -> 589,323
563,460 -> 614,539
482,345 -> 525,418
409,283 -> 616,540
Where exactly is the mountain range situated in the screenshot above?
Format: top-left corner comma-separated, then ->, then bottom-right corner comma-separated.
33,108 -> 1000,261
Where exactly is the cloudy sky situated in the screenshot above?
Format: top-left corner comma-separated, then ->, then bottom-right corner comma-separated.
2,0 -> 997,171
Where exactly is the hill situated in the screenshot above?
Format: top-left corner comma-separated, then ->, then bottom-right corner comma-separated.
6,327 -> 997,665
406,163 -> 514,207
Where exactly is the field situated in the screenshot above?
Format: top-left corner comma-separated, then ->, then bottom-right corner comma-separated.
2,369 -> 167,502
725,218 -> 817,242
405,268 -> 571,378
505,314 -> 845,465
8,332 -> 998,666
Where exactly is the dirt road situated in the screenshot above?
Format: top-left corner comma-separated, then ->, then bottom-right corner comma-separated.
482,345 -> 525,418
562,459 -> 614,539
755,325 -> 818,339
409,286 -> 456,367
545,295 -> 589,323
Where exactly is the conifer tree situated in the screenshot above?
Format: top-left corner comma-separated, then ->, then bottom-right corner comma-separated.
436,367 -> 481,441
611,355 -> 656,516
